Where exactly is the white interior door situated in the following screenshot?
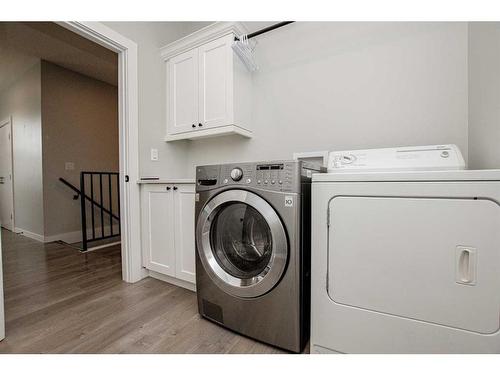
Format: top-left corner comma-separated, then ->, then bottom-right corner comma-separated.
198,34 -> 233,129
0,118 -> 14,232
174,184 -> 196,283
167,49 -> 199,135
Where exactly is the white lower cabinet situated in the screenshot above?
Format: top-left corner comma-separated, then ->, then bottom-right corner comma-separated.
140,183 -> 196,289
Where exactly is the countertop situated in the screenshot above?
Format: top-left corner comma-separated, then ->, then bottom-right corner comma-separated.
137,178 -> 195,184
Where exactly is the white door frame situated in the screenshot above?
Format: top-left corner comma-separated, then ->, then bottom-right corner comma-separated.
57,22 -> 145,283
0,117 -> 15,232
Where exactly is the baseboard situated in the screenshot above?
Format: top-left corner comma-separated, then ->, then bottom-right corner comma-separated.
44,224 -> 121,244
0,224 -> 14,232
44,229 -> 83,244
15,225 -> 120,244
14,227 -> 45,242
149,270 -> 196,292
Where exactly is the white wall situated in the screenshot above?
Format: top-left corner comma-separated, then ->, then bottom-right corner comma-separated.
468,22 -> 500,169
183,22 -> 469,176
102,22 -> 211,178
0,63 -> 44,236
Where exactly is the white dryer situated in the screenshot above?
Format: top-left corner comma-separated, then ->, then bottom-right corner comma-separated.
311,145 -> 500,353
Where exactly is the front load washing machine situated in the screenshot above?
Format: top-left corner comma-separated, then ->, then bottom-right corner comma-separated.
195,160 -> 324,353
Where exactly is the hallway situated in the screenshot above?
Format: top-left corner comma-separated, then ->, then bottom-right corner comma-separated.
0,229 -> 284,353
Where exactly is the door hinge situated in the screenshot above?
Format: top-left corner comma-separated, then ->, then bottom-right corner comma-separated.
125,175 -> 129,182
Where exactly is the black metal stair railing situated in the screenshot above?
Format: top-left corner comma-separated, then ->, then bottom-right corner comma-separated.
59,171 -> 120,251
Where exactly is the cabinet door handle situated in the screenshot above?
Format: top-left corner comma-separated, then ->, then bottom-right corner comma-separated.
192,124 -> 196,128
166,186 -> 171,191
198,123 -> 203,127
173,186 -> 178,190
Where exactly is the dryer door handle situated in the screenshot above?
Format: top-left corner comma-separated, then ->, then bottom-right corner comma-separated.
455,246 -> 477,285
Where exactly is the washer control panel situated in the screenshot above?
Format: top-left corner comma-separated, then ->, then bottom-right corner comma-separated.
196,161 -> 324,193
220,162 -> 295,192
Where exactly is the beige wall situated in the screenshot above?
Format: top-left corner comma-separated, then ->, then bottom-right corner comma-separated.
41,61 -> 119,238
0,62 -> 44,236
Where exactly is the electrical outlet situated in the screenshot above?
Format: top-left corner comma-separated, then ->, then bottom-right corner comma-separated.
65,162 -> 75,171
151,148 -> 159,161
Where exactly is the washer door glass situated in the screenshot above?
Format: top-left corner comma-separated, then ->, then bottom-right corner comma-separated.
211,202 -> 273,279
197,189 -> 288,298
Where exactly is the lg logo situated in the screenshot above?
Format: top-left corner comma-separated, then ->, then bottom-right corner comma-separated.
285,196 -> 294,207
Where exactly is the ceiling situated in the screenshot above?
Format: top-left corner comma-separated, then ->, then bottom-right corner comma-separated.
0,22 -> 118,90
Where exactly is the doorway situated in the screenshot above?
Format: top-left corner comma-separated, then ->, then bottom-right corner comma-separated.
62,22 -> 142,282
0,22 -> 141,346
0,22 -> 141,283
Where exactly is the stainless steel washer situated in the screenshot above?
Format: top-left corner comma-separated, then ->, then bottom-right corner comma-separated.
195,160 -> 324,352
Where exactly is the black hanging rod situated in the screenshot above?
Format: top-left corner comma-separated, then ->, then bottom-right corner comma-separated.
234,21 -> 295,41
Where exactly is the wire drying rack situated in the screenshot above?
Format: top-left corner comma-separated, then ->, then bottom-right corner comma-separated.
232,21 -> 294,72
232,33 -> 258,72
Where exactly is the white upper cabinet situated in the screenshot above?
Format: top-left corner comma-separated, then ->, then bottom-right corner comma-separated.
168,49 -> 199,134
161,22 -> 252,141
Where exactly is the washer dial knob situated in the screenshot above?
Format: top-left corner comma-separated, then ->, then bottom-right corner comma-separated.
230,167 -> 243,181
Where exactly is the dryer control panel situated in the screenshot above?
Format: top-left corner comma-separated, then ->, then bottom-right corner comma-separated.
327,144 -> 466,173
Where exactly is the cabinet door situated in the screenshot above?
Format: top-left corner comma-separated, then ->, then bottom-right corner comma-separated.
168,49 -> 199,135
173,184 -> 196,283
198,34 -> 233,129
141,185 -> 176,276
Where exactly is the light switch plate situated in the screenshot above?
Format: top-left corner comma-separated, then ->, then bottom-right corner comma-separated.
151,148 -> 159,161
65,162 -> 75,171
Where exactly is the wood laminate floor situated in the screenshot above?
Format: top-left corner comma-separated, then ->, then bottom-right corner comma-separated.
0,229 -> 286,354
